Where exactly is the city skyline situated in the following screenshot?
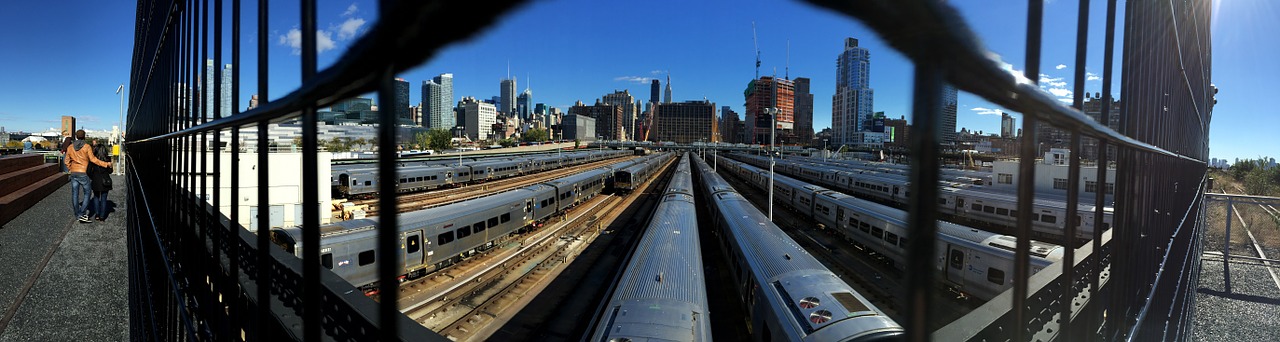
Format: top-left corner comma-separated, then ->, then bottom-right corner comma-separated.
0,0 -> 1274,162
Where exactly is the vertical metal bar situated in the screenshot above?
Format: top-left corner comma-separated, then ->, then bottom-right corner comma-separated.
255,0 -> 270,338
228,0 -> 242,335
903,59 -> 942,342
376,68 -> 400,341
1013,0 -> 1044,339
1062,1 -> 1091,338
1091,1 -> 1117,336
299,0 -> 320,340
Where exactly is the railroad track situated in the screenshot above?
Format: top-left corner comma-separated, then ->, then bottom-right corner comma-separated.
408,193 -> 627,341
357,156 -> 636,216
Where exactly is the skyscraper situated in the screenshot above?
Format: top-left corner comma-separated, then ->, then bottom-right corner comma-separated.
569,100 -> 623,140
720,106 -> 739,144
422,73 -> 455,129
650,79 -> 661,104
500,77 -> 517,116
1001,111 -> 1016,138
517,88 -> 533,121
458,97 -> 497,141
652,100 -> 717,144
220,64 -> 233,117
941,84 -> 958,145
744,76 -> 795,145
602,90 -> 638,141
394,78 -> 411,125
663,74 -> 673,104
833,38 -> 874,146
793,77 -> 814,143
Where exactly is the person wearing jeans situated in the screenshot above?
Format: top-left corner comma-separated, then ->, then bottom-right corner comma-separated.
89,143 -> 114,220
64,130 -> 112,223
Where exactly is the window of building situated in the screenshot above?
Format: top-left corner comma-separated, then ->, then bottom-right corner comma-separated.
998,173 -> 1013,184
1086,180 -> 1098,193
1053,178 -> 1068,190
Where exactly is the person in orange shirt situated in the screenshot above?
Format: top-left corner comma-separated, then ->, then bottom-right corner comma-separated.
64,130 -> 113,223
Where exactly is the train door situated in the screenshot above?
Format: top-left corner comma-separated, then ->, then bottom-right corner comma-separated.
525,198 -> 534,221
445,171 -> 453,185
892,185 -> 901,201
946,245 -> 966,287
338,174 -> 350,193
836,207 -> 845,228
403,230 -> 424,271
955,198 -> 966,217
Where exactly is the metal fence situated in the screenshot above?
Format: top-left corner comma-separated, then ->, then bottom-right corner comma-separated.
802,0 -> 1212,341
125,0 -> 524,340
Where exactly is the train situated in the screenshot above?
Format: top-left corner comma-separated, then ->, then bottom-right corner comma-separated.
589,153 -> 712,342
271,152 -> 673,294
715,155 -> 1065,301
333,149 -> 631,198
694,156 -> 904,341
728,153 -> 1111,241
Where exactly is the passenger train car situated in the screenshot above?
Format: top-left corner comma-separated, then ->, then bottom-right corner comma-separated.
716,155 -> 1065,301
272,152 -> 671,294
729,153 -> 1111,241
590,153 -> 711,342
694,156 -> 903,341
334,149 -> 631,198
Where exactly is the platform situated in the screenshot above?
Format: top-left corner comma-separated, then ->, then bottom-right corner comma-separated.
0,174 -> 128,341
1194,255 -> 1280,341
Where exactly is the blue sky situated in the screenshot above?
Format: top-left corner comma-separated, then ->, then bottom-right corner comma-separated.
0,0 -> 1273,162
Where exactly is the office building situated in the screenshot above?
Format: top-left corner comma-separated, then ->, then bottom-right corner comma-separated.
663,74 -> 672,104
941,84 -> 958,145
720,106 -> 740,144
422,73 -> 455,129
500,77 -> 517,116
794,77 -> 814,143
516,88 -> 533,121
833,37 -> 874,146
652,100 -> 717,144
1001,112 -> 1016,138
563,114 -> 596,142
568,100 -> 623,140
221,64 -> 233,117
744,76 -> 795,145
601,90 -> 638,141
394,78 -> 411,125
457,97 -> 497,141
650,79 -> 661,104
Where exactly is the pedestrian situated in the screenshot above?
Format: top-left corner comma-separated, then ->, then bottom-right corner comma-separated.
59,135 -> 73,173
89,141 -> 114,221
64,130 -> 113,223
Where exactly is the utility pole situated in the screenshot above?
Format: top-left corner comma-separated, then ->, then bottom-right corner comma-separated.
115,84 -> 125,175
767,107 -> 777,221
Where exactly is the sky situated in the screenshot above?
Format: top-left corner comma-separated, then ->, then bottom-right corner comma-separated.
0,0 -> 1274,162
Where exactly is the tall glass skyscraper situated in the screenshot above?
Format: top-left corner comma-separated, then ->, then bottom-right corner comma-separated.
394,78 -> 411,125
221,64 -> 233,117
832,38 -> 874,146
500,78 -> 517,116
422,73 -> 455,129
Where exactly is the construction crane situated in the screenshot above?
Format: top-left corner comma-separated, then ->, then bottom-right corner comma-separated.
753,21 -> 761,80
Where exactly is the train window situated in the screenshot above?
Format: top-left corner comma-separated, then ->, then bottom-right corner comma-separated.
1102,222 -> 1111,230
938,198 -> 947,205
859,222 -> 870,233
501,213 -> 511,223
399,178 -> 406,183
996,208 -> 1009,216
988,267 -> 1006,285
358,250 -> 375,266
489,217 -> 499,227
899,237 -> 908,248
364,181 -> 371,186
885,232 -> 899,246
457,226 -> 471,238
473,222 -> 485,232
949,250 -> 964,270
983,206 -> 995,214
1032,214 -> 1041,222
321,253 -> 332,269
437,231 -> 454,245
1010,209 -> 1018,217
971,203 -> 982,211
407,236 -> 420,254
871,227 -> 884,239
1041,215 -> 1058,224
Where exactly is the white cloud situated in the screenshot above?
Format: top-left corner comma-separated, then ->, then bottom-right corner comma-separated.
1086,72 -> 1101,81
650,70 -> 664,75
278,28 -> 336,55
970,107 -> 1003,116
1048,81 -> 1067,88
337,17 -> 366,40
1055,64 -> 1067,70
1058,98 -> 1074,103
1047,87 -> 1073,97
342,3 -> 358,17
1040,74 -> 1065,83
614,76 -> 653,84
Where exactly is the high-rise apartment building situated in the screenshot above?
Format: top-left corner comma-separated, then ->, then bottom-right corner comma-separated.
458,97 -> 497,141
500,78 -> 517,116
568,100 -> 623,140
940,84 -> 958,145
602,90 -> 638,141
422,73 -> 455,129
394,78 -> 411,126
651,100 -> 717,144
793,77 -> 814,143
720,106 -> 740,144
833,37 -> 874,146
1001,112 -> 1016,138
1038,94 -> 1122,160
744,76 -> 795,145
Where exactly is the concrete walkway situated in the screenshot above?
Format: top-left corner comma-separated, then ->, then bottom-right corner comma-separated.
0,174 -> 128,341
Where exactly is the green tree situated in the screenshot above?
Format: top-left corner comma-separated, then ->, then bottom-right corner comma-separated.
351,137 -> 368,151
522,128 -> 549,142
324,137 -> 350,152
498,138 -> 517,148
574,138 -> 581,149
415,128 -> 453,152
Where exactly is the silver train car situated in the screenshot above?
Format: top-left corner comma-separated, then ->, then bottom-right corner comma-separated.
694,156 -> 903,341
591,153 -> 710,342
717,155 -> 1065,301
272,154 -> 664,294
612,152 -> 671,193
730,153 -> 1111,241
335,149 -> 630,198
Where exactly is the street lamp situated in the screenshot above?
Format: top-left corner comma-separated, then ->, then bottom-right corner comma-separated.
765,107 -> 778,221
823,138 -> 829,163
456,126 -> 464,166
115,84 -> 125,175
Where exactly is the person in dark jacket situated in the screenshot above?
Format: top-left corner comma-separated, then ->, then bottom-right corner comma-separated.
89,141 -> 114,221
